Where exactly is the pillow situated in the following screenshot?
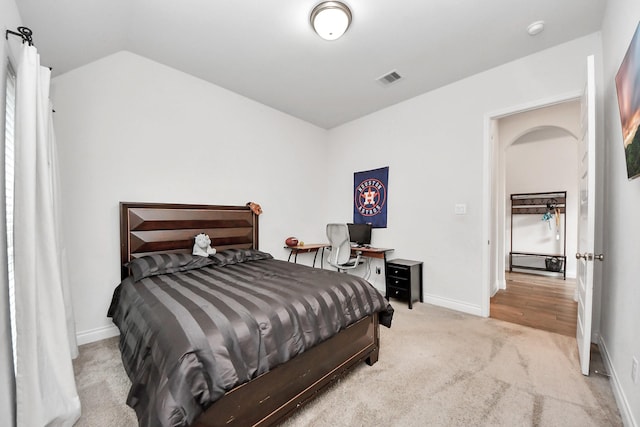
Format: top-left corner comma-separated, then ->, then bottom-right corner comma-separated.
209,248 -> 273,267
126,253 -> 215,282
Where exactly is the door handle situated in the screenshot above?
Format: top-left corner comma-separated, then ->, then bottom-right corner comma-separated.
575,252 -> 604,261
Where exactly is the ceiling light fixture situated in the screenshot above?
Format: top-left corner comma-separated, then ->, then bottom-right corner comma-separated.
310,1 -> 352,41
527,20 -> 545,36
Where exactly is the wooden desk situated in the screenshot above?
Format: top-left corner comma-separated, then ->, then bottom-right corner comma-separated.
285,244 -> 328,268
351,246 -> 393,260
350,247 -> 394,287
287,244 -> 394,275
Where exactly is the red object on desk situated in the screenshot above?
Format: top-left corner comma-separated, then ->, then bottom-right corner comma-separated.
285,237 -> 299,247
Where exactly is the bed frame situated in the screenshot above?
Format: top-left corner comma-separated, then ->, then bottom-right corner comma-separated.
120,202 -> 380,426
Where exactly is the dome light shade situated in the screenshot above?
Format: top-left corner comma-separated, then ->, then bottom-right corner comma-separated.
310,1 -> 352,41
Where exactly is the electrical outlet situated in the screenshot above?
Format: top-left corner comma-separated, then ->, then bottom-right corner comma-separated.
375,267 -> 381,275
632,356 -> 639,384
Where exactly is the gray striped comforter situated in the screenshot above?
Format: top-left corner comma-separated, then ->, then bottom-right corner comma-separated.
109,258 -> 393,427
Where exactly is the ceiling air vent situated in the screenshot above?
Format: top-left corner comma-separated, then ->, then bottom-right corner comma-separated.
377,70 -> 403,86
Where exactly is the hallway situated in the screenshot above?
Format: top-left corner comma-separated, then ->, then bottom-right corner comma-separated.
490,271 -> 577,336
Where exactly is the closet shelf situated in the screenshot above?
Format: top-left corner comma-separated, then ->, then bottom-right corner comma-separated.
510,251 -> 565,257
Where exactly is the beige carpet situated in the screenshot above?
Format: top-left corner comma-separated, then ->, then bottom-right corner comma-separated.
73,303 -> 622,426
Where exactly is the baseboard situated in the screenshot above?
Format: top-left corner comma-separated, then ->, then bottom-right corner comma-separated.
76,324 -> 119,346
423,294 -> 482,316
491,279 -> 502,296
598,335 -> 638,427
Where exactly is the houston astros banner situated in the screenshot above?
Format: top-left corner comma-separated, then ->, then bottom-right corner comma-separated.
353,166 -> 388,228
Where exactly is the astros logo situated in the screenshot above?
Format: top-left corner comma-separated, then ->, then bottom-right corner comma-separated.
355,178 -> 386,217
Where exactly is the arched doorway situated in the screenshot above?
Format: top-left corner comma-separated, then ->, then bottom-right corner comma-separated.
489,100 -> 580,335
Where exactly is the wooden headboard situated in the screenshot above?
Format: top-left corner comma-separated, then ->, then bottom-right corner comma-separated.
120,202 -> 259,278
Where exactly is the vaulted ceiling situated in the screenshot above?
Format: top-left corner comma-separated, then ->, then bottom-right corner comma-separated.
16,0 -> 606,128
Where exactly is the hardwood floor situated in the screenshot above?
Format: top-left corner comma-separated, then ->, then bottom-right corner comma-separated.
490,271 -> 578,337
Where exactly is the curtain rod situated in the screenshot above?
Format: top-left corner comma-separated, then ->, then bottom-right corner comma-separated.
5,26 -> 52,72
5,25 -> 55,112
5,26 -> 34,46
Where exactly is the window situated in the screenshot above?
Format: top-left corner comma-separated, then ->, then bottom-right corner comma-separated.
4,63 -> 16,368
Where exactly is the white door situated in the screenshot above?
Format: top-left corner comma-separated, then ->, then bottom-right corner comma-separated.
576,55 -> 598,376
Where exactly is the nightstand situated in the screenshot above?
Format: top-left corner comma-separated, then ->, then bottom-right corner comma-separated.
385,259 -> 423,309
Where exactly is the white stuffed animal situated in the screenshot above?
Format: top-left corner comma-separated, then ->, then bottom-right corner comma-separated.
193,233 -> 216,257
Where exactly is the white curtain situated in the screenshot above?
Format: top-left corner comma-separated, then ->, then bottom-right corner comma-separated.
0,235 -> 15,424
13,44 -> 80,426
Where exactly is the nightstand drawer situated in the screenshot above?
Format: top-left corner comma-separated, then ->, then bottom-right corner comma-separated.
387,286 -> 409,301
387,264 -> 410,280
387,276 -> 409,290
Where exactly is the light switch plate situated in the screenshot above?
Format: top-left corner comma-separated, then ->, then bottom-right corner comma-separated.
454,203 -> 467,215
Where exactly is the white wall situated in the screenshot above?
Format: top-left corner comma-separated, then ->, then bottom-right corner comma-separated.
51,51 -> 328,343
600,0 -> 640,424
326,34 -> 601,316
501,101 -> 580,278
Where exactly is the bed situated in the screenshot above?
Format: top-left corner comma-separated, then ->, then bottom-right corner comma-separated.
109,202 -> 393,427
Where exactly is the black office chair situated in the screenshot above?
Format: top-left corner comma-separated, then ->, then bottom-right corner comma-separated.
326,223 -> 362,272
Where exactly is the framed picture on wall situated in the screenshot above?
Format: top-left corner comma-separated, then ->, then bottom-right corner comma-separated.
615,21 -> 640,180
353,166 -> 388,228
